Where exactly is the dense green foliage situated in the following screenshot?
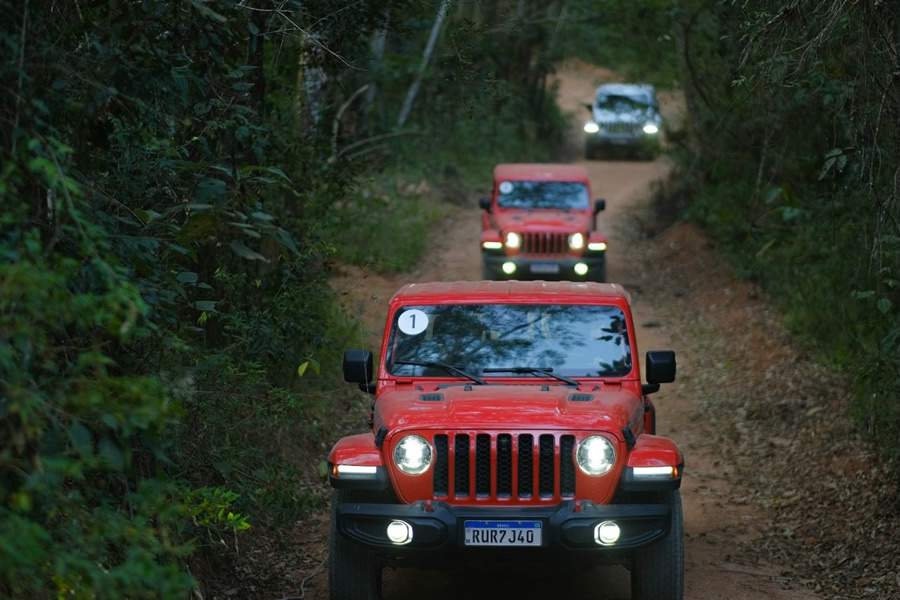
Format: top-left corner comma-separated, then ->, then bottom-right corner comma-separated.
0,1 -> 572,596
668,1 -> 900,457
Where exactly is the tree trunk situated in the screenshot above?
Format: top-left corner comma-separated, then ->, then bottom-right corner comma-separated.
363,9 -> 389,129
396,0 -> 452,128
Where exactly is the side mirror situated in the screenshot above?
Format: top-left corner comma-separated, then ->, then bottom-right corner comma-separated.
343,349 -> 373,391
646,350 -> 676,384
479,197 -> 492,212
584,103 -> 593,113
594,198 -> 606,214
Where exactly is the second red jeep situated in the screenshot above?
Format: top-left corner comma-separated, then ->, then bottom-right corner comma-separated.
479,163 -> 608,281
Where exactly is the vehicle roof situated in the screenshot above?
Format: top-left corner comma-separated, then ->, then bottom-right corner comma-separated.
493,163 -> 590,182
596,83 -> 655,99
391,280 -> 630,304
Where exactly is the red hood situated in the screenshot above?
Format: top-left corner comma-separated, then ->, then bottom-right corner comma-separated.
374,384 -> 640,437
492,209 -> 593,234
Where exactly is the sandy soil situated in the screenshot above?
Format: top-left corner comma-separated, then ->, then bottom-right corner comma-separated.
304,61 -> 824,600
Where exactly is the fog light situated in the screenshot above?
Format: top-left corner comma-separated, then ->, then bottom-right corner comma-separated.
594,521 -> 620,546
501,262 -> 517,275
643,123 -> 659,135
386,520 -> 413,545
574,262 -> 588,276
584,122 -> 600,134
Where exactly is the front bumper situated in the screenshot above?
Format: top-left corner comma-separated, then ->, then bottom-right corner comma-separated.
483,253 -> 605,279
586,132 -> 659,148
336,499 -> 670,555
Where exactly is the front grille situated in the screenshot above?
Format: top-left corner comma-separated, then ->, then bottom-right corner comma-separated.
431,431 -> 576,502
601,121 -> 641,135
522,232 -> 567,255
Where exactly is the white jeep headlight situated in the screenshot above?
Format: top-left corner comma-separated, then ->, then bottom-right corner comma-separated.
576,435 -> 616,475
394,435 -> 432,475
568,232 -> 585,250
643,123 -> 659,135
505,231 -> 521,249
584,122 -> 600,134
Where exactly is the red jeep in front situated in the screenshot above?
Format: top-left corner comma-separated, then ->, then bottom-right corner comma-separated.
328,281 -> 684,600
479,164 -> 608,281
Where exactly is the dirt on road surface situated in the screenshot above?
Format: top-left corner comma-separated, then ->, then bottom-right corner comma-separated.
306,61 -> 824,600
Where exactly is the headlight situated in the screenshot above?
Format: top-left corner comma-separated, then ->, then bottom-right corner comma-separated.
576,435 -> 616,475
394,435 -> 432,475
568,232 -> 585,250
505,232 -> 521,249
642,123 -> 659,135
584,122 -> 600,134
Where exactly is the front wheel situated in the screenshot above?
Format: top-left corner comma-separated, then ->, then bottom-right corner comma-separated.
630,491 -> 684,600
329,491 -> 382,600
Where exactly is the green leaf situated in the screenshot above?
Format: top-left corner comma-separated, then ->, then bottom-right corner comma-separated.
176,272 -> 199,284
99,437 -> 124,470
297,361 -> 309,377
230,240 -> 269,262
68,422 -> 93,458
190,0 -> 227,23
877,298 -> 893,314
193,300 -> 218,312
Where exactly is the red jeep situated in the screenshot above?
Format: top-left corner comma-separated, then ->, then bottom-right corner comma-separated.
328,281 -> 684,600
479,164 -> 608,281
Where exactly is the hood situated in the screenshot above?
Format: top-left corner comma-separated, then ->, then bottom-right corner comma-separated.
374,384 -> 639,436
492,209 -> 593,234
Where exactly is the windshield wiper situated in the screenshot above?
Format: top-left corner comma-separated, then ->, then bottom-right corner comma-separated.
482,367 -> 579,387
393,360 -> 487,385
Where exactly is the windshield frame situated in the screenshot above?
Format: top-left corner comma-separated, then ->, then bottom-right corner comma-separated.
378,299 -> 639,384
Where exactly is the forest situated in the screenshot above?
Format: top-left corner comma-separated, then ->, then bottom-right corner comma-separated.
1,0 -> 897,598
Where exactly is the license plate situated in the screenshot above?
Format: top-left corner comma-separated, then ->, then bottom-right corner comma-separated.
463,520 -> 542,547
530,263 -> 560,274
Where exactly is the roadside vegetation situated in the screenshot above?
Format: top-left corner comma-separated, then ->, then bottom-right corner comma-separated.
667,1 -> 900,462
0,1 -> 584,597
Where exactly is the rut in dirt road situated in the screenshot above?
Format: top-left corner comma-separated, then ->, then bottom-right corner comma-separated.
316,61 -> 822,600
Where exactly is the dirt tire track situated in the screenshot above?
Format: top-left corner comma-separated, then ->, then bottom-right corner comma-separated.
312,61 -> 821,599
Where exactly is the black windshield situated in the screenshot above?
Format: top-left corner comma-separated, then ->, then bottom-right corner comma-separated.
496,181 -> 589,210
387,304 -> 632,378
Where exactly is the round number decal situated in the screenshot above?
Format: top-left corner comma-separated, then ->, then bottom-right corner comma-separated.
499,181 -> 513,194
398,309 -> 429,335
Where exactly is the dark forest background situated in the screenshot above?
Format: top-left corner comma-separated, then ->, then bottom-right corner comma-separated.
1,0 -> 897,597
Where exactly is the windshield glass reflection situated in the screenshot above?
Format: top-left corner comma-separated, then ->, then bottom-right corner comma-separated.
496,181 -> 589,210
387,304 -> 632,378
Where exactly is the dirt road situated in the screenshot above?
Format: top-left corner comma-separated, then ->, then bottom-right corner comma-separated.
318,61 -> 820,600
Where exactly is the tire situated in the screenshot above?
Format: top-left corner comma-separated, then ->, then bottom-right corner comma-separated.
631,491 -> 684,600
481,259 -> 495,281
589,262 -> 607,283
329,491 -> 382,600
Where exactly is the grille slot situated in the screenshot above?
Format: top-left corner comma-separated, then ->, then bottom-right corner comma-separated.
475,434 -> 491,496
518,434 -> 534,498
433,435 -> 448,496
538,435 -> 555,497
430,432 -> 572,502
523,232 -> 567,255
601,121 -> 641,135
560,435 -> 576,497
454,434 -> 470,497
496,434 -> 513,497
